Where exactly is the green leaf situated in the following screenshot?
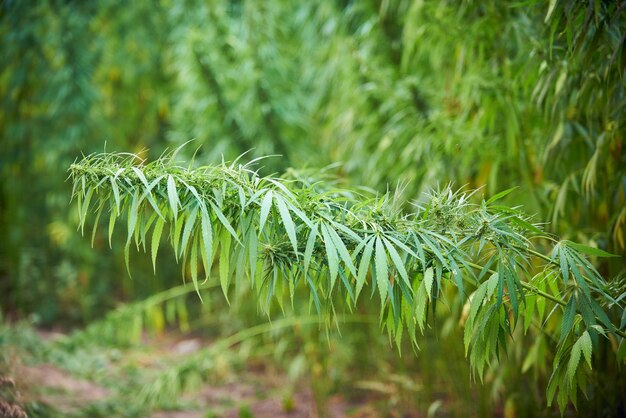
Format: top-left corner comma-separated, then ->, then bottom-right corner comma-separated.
108,206 -> 117,249
167,175 -> 179,221
567,339 -> 582,384
173,213 -> 184,260
110,177 -> 121,211
508,216 -> 544,235
423,267 -> 434,301
559,247 -> 569,283
486,273 -> 498,298
180,205 -> 199,258
208,201 -> 239,243
275,195 -> 299,256
486,186 -> 517,204
200,205 -> 213,279
303,223 -> 318,279
190,236 -> 202,301
356,237 -> 375,300
79,188 -> 93,235
126,191 -> 140,248
383,237 -> 410,288
259,190 -> 273,231
524,294 -> 536,333
151,216 -> 165,273
132,167 -> 163,218
321,223 -> 339,294
470,282 -> 489,323
561,298 -> 576,342
415,280 -> 428,332
375,237 -> 389,305
247,222 -> 258,281
219,231 -> 231,303
327,226 -> 357,277
90,203 -> 103,248
565,241 -> 617,258
579,331 -> 592,369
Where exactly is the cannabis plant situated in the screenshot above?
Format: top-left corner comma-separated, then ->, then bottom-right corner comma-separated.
69,151 -> 625,413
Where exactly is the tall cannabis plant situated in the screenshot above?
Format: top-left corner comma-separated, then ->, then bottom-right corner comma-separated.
70,151 -> 625,412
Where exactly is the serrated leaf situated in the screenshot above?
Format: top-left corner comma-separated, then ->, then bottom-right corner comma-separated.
561,298 -> 576,341
470,282 -> 489,323
579,331 -> 592,369
486,273 -> 498,297
524,294 -> 536,333
504,265 -> 519,322
275,195 -> 298,256
559,247 -> 569,283
209,201 -> 239,243
328,226 -> 357,277
259,190 -> 273,231
356,237 -> 375,300
415,280 -> 428,332
375,237 -> 389,305
565,241 -> 617,258
383,237 -> 409,288
303,223 -> 318,279
423,267 -> 434,301
321,223 -> 339,293
509,216 -> 544,235
567,340 -> 582,384
588,298 -> 614,331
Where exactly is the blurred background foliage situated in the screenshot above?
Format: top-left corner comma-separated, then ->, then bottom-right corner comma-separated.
1,0 -> 625,416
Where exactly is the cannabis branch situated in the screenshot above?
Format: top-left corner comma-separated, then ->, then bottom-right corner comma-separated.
69,151 -> 625,411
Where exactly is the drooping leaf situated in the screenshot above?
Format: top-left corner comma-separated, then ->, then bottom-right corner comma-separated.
167,175 -> 179,221
320,223 -> 339,294
275,194 -> 299,255
259,190 -> 273,231
356,237 -> 375,300
151,216 -> 165,273
375,237 -> 389,304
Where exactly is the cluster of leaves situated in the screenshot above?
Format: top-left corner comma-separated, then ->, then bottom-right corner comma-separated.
70,151 -> 625,411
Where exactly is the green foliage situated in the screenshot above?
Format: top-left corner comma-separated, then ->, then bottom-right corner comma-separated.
70,151 -> 625,412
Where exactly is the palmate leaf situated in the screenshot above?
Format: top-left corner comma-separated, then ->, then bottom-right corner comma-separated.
69,151 -> 626,412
